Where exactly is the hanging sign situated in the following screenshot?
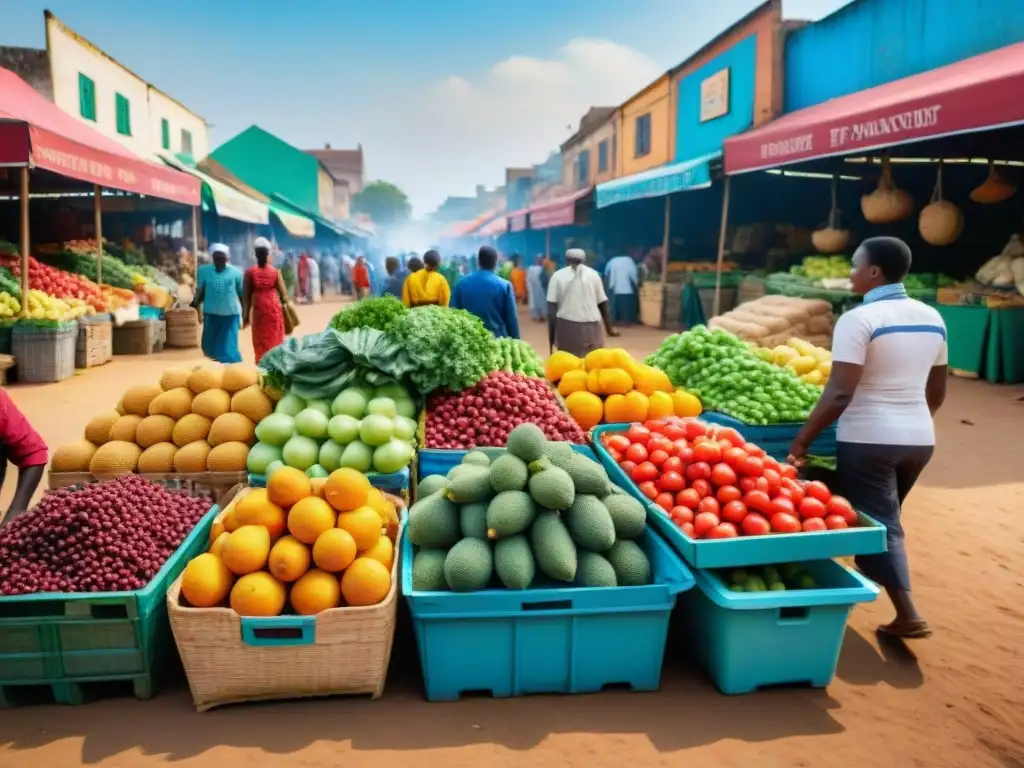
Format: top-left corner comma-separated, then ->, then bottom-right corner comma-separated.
700,68 -> 730,122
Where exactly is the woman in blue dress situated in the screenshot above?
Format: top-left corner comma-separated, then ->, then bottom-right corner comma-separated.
192,243 -> 244,363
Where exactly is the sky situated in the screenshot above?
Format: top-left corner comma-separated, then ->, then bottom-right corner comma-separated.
3,0 -> 852,216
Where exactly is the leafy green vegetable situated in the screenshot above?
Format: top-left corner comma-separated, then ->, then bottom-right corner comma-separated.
495,337 -> 544,377
329,296 -> 408,334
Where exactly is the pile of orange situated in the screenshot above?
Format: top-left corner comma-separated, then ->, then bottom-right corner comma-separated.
180,467 -> 400,617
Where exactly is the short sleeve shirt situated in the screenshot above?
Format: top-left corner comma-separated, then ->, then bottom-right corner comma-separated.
547,265 -> 608,323
197,264 -> 243,316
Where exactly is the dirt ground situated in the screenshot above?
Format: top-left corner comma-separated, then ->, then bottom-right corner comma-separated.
2,298 -> 1023,768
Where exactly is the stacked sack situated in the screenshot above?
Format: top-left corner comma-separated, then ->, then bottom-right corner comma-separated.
708,296 -> 835,350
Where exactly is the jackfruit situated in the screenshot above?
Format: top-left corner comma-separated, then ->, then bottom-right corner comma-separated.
121,384 -> 164,416
231,385 -> 273,423
159,367 -> 191,391
135,415 -> 176,448
108,414 -> 143,443
576,551 -> 617,588
191,388 -> 231,420
188,365 -> 224,394
605,539 -> 651,586
172,413 -> 212,447
221,363 -> 258,393
138,442 -> 177,473
417,474 -> 447,498
408,493 -> 460,548
443,538 -> 493,592
412,548 -> 449,591
494,534 -> 535,589
207,441 -> 250,472
488,453 -> 528,492
208,412 -> 255,447
173,440 -> 211,473
486,490 -> 536,540
530,511 -> 577,582
563,494 -> 616,552
506,423 -> 546,463
528,466 -> 575,511
89,441 -> 142,475
50,440 -> 97,473
84,411 -> 120,445
149,387 -> 194,420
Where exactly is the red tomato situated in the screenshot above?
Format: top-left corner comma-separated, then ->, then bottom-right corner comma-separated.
761,468 -> 782,497
658,471 -> 685,493
769,495 -> 796,518
685,461 -> 712,482
738,476 -> 757,493
638,481 -> 659,501
827,496 -> 858,525
670,506 -> 694,525
632,461 -> 658,483
710,462 -> 738,488
754,476 -> 770,492
723,446 -> 748,470
644,419 -> 668,435
739,455 -> 765,477
653,449 -> 674,468
770,512 -> 801,534
606,434 -> 631,454
662,456 -> 683,475
676,445 -> 695,463
698,496 -> 720,517
716,485 -> 742,505
663,424 -> 686,441
692,511 -> 720,537
744,442 -> 766,457
690,479 -> 712,499
655,492 -> 675,512
693,440 -> 722,465
805,480 -> 832,504
625,443 -> 648,464
707,522 -> 739,539
743,489 -> 772,515
762,455 -> 781,474
778,462 -> 798,479
683,420 -> 708,441
675,488 -> 701,509
618,460 -> 637,477
607,448 -> 623,463
798,496 -> 827,520
717,427 -> 745,448
741,512 -> 771,536
627,424 -> 651,446
802,517 -> 827,532
721,500 -> 748,525
671,438 -> 690,453
648,435 -> 675,455
825,514 -> 849,530
781,477 -> 805,505
680,521 -> 695,538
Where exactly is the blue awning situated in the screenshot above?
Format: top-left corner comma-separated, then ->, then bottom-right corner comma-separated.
595,151 -> 720,209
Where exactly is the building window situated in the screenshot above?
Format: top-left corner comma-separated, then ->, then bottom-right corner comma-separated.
635,113 -> 651,158
161,118 -> 170,150
597,140 -> 608,173
78,73 -> 96,121
115,93 -> 131,136
577,149 -> 590,187
181,129 -> 193,156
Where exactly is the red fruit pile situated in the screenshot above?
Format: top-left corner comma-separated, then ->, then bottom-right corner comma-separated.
600,418 -> 858,540
426,371 -> 586,449
0,476 -> 212,596
0,254 -> 106,312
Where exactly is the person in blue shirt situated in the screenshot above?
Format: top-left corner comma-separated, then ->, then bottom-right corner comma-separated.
451,245 -> 520,338
192,243 -> 244,363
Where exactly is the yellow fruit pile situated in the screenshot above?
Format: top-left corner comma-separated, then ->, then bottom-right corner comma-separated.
545,348 -> 701,431
180,467 -> 399,615
753,337 -> 832,386
50,362 -> 271,476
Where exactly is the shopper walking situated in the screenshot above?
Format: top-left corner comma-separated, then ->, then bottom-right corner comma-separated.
243,236 -> 290,363
451,245 -> 520,338
192,243 -> 244,364
790,236 -> 947,640
402,249 -> 450,307
352,255 -> 371,300
604,252 -> 639,325
509,254 -> 527,303
546,248 -> 617,357
308,254 -> 322,303
526,254 -> 548,322
280,252 -> 297,299
0,387 -> 47,526
296,252 -> 311,304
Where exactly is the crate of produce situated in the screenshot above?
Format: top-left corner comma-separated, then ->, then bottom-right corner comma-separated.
139,305 -> 164,320
591,423 -> 886,569
401,523 -> 693,701
112,319 -> 161,355
678,560 -> 878,694
11,322 -> 77,383
419,444 -> 594,480
701,412 -> 837,460
0,478 -> 234,707
167,487 -> 405,711
75,317 -> 113,368
47,471 -> 247,506
248,466 -> 410,496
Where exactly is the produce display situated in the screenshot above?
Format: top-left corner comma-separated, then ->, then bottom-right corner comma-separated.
975,234 -> 1024,297
599,418 -> 860,539
49,363 -> 267,476
647,326 -> 821,424
0,253 -> 106,312
410,423 -> 651,592
494,337 -> 544,377
545,348 -> 702,430
424,371 -> 586,449
328,296 -> 407,334
708,296 -> 835,350
0,476 -> 211,595
36,245 -> 140,290
250,382 -> 418,478
749,337 -> 832,387
722,563 -> 819,592
790,255 -> 850,281
178,468 -> 399,614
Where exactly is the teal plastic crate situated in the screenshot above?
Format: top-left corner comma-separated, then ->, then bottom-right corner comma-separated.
401,525 -> 694,701
418,444 -> 594,479
0,492 -> 227,707
700,412 -> 836,460
591,424 -> 886,569
679,560 -> 878,694
248,466 -> 410,494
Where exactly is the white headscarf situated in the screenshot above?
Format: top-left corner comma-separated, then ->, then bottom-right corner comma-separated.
210,243 -> 230,258
566,248 -> 585,263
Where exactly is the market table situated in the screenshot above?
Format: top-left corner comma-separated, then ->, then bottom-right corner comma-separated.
936,304 -> 1024,384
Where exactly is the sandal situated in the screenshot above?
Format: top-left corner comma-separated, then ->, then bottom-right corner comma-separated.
877,620 -> 932,639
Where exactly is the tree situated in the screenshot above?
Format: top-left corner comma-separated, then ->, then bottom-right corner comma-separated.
352,180 -> 412,228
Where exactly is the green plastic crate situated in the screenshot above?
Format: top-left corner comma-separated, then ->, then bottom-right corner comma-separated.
0,487 -> 234,707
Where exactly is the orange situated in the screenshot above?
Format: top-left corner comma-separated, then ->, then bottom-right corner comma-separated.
180,553 -> 234,607
233,489 -> 287,539
267,466 -> 311,509
220,525 -> 271,575
647,390 -> 674,420
287,496 -> 337,544
221,504 -> 240,533
209,531 -> 230,559
362,535 -> 394,571
230,572 -> 286,617
365,487 -> 396,524
209,519 -> 226,542
565,391 -> 603,431
323,468 -> 371,513
340,557 -> 392,606
622,391 -> 650,422
336,506 -> 383,551
312,528 -> 358,572
267,535 -> 312,582
557,369 -> 589,397
544,350 -> 583,383
289,569 -> 341,615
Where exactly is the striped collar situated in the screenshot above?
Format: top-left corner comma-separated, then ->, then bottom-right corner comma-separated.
862,283 -> 908,304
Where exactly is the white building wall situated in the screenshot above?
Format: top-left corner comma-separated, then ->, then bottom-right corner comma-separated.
148,87 -> 210,159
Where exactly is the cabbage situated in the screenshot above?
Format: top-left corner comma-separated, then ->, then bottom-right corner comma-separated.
327,414 -> 360,444
294,408 -> 330,440
373,438 -> 413,474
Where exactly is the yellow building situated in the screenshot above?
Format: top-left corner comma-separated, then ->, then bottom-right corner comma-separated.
616,74 -> 673,178
561,107 -> 618,190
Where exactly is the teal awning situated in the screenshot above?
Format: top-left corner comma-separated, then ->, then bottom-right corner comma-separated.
270,194 -> 346,237
595,151 -> 720,209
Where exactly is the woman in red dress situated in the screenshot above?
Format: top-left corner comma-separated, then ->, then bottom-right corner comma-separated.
243,238 -> 288,363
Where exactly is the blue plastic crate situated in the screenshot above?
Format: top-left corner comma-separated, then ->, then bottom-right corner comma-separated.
700,412 -> 836,459
591,424 -> 886,569
418,444 -> 594,480
678,559 -> 879,694
401,526 -> 694,701
138,306 -> 164,320
248,466 -> 410,494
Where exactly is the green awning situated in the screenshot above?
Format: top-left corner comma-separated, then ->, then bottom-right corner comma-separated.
157,152 -> 269,224
270,194 -> 345,237
268,200 -> 315,238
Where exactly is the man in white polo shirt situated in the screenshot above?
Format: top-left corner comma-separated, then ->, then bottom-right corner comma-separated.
547,248 -> 619,356
790,237 -> 947,640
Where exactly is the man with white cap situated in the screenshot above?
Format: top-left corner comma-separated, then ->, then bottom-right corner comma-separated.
547,248 -> 618,357
192,242 -> 244,363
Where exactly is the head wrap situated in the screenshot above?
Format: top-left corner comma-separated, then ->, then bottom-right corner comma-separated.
210,243 -> 230,257
566,248 -> 585,263
253,236 -> 272,250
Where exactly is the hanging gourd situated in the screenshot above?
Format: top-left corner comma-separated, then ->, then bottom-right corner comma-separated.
970,160 -> 1017,204
919,160 -> 963,246
811,174 -> 851,253
861,154 -> 914,224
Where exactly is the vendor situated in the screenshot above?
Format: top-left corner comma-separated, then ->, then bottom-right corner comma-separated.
0,388 -> 47,526
789,236 -> 947,640
546,248 -> 618,356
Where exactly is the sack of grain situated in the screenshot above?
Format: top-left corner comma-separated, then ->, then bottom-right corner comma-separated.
798,299 -> 833,316
730,309 -> 791,335
807,313 -> 835,335
751,303 -> 811,324
759,330 -> 792,349
709,315 -> 770,340
804,334 -> 832,350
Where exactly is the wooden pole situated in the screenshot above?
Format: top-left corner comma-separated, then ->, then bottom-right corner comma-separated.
712,176 -> 732,318
191,205 -> 199,260
94,184 -> 103,285
18,168 -> 29,317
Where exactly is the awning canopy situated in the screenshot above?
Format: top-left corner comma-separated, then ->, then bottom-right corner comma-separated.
444,210 -> 499,238
158,152 -> 268,224
595,153 -> 718,209
477,214 -> 508,237
0,67 -> 201,205
724,41 -> 1024,174
508,208 -> 529,233
268,196 -> 314,238
527,187 -> 591,229
271,194 -> 347,238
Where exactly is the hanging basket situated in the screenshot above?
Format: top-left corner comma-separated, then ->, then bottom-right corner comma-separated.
919,161 -> 963,246
812,175 -> 851,253
970,160 -> 1017,204
861,155 -> 914,224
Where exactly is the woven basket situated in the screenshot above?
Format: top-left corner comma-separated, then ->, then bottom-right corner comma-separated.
165,308 -> 199,348
11,323 -> 77,382
113,320 -> 159,355
168,489 -> 404,711
75,319 -> 113,368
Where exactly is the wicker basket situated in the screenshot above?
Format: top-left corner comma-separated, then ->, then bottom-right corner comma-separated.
75,318 -> 113,368
0,354 -> 13,385
113,320 -> 160,355
168,488 -> 404,711
165,308 -> 200,348
11,323 -> 77,383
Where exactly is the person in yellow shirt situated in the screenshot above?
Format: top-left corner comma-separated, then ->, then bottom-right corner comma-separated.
402,250 -> 451,308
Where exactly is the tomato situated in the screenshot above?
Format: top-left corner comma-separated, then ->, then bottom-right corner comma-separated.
707,522 -> 739,539
827,496 -> 858,525
655,492 -> 675,512
768,495 -> 796,518
762,455 -> 781,474
676,445 -> 695,463
680,521 -> 695,538
743,489 -> 772,515
662,456 -> 684,475
717,427 -> 745,448
618,460 -> 637,477
723,446 -> 748,470
781,477 -> 805,505
675,488 -> 701,509
709,462 -> 738,488
632,461 -> 658,483
625,443 -> 648,464
770,512 -> 801,534
798,496 -> 827,520
658,471 -> 685,493
606,448 -> 623,463
721,500 -> 748,524
716,484 -> 742,505
648,435 -> 675,455
670,506 -> 694,525
626,424 -> 651,446
693,440 -> 722,464
690,479 -> 712,499
738,476 -> 757,493
761,467 -> 782,497
692,511 -> 719,537
644,419 -> 668,435
778,462 -> 798,479
739,455 -> 765,477
638,481 -> 659,501
825,514 -> 849,530
662,423 -> 686,442
804,480 -> 832,504
606,434 -> 631,454
697,496 -> 721,517
743,442 -> 766,458
651,449 -> 672,468
683,419 -> 708,441
685,461 -> 711,482
671,438 -> 690,453
802,517 -> 827,532
741,512 -> 771,536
